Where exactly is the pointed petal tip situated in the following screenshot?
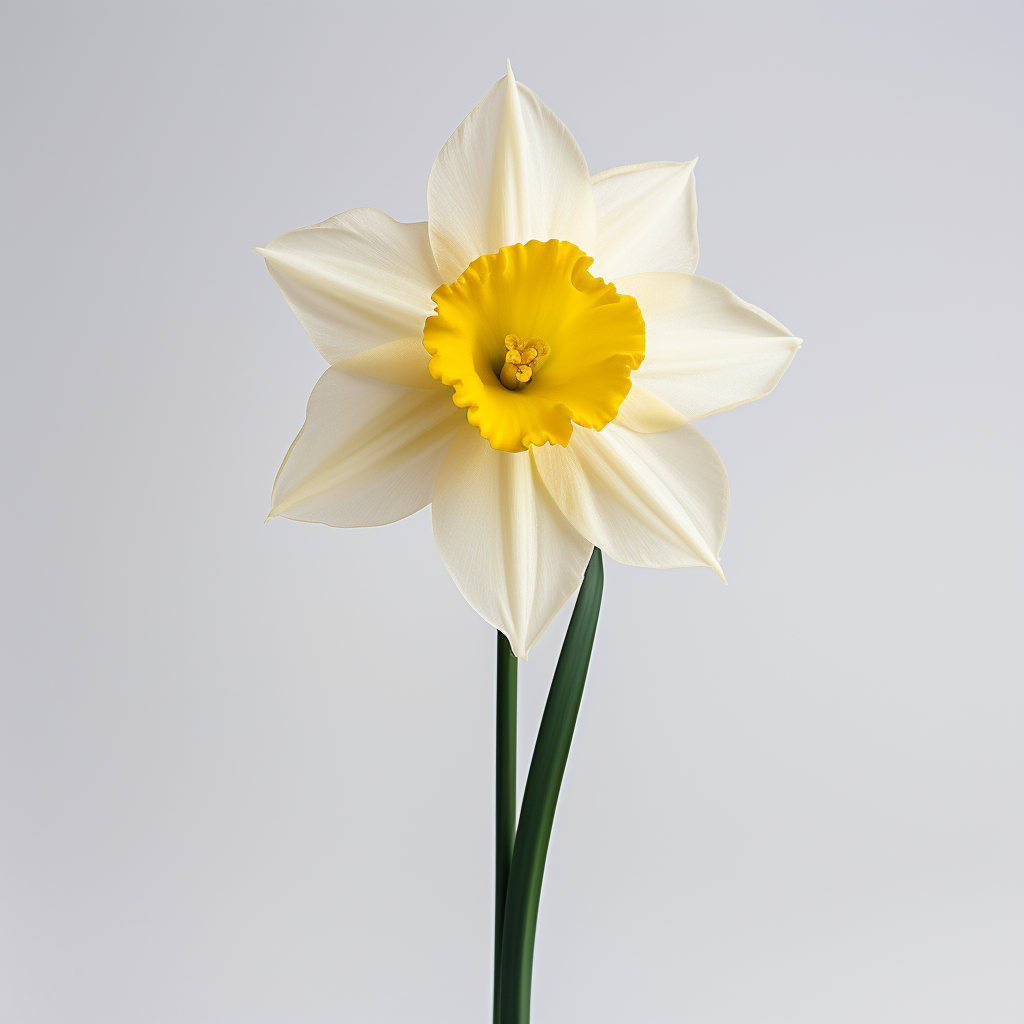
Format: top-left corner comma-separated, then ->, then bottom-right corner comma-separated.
499,627 -> 527,659
506,58 -> 514,78
264,510 -> 276,524
712,559 -> 728,584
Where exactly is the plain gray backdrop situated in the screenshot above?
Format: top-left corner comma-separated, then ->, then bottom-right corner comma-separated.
2,1 -> 1021,1021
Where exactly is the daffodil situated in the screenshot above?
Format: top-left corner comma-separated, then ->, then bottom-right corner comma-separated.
260,62 -> 800,658
260,63 -> 802,1023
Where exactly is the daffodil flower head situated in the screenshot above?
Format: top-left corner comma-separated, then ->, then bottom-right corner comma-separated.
259,61 -> 800,656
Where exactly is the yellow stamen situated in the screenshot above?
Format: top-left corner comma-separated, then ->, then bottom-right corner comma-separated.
499,361 -> 520,389
498,333 -> 547,390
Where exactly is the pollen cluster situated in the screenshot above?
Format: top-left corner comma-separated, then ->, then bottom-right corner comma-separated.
499,334 -> 549,390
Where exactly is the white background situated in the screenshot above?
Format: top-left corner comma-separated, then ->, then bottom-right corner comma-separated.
2,1 -> 1021,1021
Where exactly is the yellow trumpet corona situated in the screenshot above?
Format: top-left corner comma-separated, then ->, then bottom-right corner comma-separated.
423,240 -> 646,453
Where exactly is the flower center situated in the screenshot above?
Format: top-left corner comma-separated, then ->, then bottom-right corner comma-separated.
422,239 -> 645,453
499,334 -> 549,390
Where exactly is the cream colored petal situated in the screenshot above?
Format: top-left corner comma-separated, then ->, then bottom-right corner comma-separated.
336,337 -> 443,390
270,368 -> 461,527
614,384 -> 688,433
533,422 -> 728,574
431,423 -> 593,657
620,272 -> 801,421
589,161 -> 698,281
258,208 -> 442,364
427,61 -> 596,283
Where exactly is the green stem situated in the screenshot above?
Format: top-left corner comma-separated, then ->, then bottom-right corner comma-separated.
498,548 -> 604,1024
494,631 -> 518,1023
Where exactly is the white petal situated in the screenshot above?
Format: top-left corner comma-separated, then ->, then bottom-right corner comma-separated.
589,161 -> 698,281
427,61 -> 596,283
614,384 -> 688,433
621,272 -> 801,421
431,423 -> 593,657
259,208 -> 442,364
336,336 -> 443,390
270,368 -> 461,527
533,422 -> 728,574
